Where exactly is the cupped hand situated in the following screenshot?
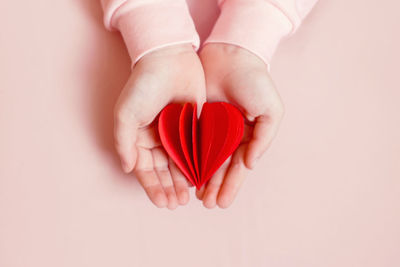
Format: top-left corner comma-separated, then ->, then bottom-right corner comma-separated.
114,44 -> 206,209
197,43 -> 285,208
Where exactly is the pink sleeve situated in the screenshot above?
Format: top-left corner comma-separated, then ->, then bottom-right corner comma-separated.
204,0 -> 318,67
100,0 -> 199,66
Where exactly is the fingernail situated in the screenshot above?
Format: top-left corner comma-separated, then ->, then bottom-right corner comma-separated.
217,194 -> 231,209
247,116 -> 255,122
154,192 -> 168,208
250,156 -> 260,169
121,161 -> 131,173
179,191 -> 189,205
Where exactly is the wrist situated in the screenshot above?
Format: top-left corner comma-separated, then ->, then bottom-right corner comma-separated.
141,43 -> 196,59
201,43 -> 267,69
204,0 -> 292,67
111,0 -> 200,67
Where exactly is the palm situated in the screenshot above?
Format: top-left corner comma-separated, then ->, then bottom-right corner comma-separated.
114,45 -> 206,209
197,43 -> 284,208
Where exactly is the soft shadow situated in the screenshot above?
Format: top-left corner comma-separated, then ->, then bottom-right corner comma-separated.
76,0 -> 131,173
187,0 -> 220,43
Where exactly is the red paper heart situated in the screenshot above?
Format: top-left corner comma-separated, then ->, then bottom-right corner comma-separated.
158,102 -> 244,189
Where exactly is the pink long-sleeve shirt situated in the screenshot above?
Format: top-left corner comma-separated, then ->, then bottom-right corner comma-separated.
100,0 -> 318,66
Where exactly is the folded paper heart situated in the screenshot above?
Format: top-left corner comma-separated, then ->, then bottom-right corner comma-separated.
158,102 -> 244,189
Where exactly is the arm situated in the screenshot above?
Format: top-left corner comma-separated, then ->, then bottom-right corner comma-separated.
197,0 -> 319,208
101,0 -> 200,65
100,0 -> 206,209
204,0 -> 318,66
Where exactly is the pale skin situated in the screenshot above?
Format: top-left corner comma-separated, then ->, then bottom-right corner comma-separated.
114,43 -> 284,209
197,43 -> 285,208
114,44 -> 206,209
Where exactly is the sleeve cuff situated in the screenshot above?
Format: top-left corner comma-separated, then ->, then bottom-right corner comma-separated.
110,0 -> 200,66
204,0 -> 293,67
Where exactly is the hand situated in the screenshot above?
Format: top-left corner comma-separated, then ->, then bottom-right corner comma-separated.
114,44 -> 206,209
197,43 -> 285,208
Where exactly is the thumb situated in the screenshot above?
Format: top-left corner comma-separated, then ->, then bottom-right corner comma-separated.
244,114 -> 282,169
114,111 -> 139,173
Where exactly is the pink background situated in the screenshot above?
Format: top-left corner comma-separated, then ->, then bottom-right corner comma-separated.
1,0 -> 399,266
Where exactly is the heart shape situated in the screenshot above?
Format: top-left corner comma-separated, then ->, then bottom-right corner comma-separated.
158,102 -> 244,189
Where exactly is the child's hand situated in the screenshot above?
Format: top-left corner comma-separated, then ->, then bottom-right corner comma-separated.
114,44 -> 206,209
197,43 -> 285,208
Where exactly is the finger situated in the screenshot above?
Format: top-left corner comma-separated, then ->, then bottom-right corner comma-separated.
202,159 -> 230,209
245,114 -> 282,169
152,148 -> 178,210
169,158 -> 190,205
134,147 -> 167,208
195,186 -> 206,201
114,110 -> 138,173
217,145 -> 249,209
242,123 -> 253,144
